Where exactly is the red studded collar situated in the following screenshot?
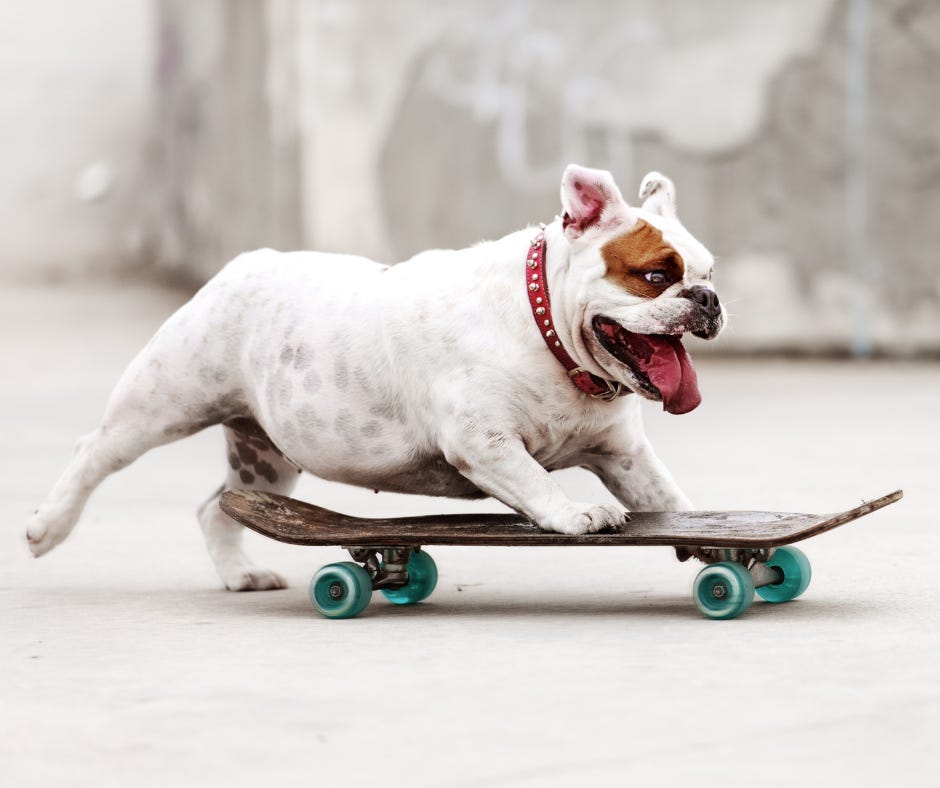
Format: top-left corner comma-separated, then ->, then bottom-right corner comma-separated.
525,227 -> 627,401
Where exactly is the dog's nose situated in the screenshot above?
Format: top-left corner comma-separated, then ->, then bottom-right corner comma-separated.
683,285 -> 721,318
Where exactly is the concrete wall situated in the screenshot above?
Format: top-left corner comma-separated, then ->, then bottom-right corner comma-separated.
148,0 -> 303,278
4,1 -> 939,354
0,0 -> 153,281
148,0 -> 940,355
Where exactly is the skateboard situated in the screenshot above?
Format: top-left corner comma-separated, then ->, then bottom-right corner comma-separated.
219,488 -> 903,620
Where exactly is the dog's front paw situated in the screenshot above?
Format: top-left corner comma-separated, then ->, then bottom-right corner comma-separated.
541,503 -> 630,535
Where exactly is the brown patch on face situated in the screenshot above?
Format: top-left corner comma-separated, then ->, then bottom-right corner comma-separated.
601,219 -> 685,298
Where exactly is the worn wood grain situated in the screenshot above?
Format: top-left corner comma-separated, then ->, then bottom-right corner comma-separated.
219,489 -> 903,549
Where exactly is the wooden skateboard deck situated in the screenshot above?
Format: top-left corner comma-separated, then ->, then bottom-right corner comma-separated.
219,488 -> 903,549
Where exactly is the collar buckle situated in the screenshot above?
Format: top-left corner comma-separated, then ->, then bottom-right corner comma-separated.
592,379 -> 624,402
568,367 -> 624,401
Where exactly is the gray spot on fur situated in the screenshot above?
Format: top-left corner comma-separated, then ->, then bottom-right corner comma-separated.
370,399 -> 406,425
296,406 -> 323,430
334,358 -> 349,390
280,346 -> 295,365
255,460 -> 278,484
265,376 -> 278,407
484,429 -> 508,449
276,378 -> 293,408
334,408 -> 360,450
303,369 -> 322,393
355,366 -> 376,397
360,420 -> 382,439
236,442 -> 258,465
293,344 -> 314,370
223,417 -> 294,466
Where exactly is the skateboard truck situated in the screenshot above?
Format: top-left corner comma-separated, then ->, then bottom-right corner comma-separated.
344,546 -> 415,591
694,547 -> 783,585
670,546 -> 788,593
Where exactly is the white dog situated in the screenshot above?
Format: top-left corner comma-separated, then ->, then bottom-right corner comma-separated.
27,165 -> 724,590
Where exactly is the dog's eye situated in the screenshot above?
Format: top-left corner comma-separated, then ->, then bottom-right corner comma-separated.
644,270 -> 669,285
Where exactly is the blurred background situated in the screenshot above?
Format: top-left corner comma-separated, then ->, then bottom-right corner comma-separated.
2,0 -> 939,355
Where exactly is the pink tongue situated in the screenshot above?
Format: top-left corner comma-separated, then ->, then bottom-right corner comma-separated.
644,335 -> 701,414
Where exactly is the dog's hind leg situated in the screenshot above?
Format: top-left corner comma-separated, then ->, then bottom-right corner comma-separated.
26,305 -> 249,557
197,419 -> 302,591
26,416 -> 205,558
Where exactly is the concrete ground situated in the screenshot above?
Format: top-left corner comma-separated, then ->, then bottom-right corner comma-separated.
2,283 -> 938,788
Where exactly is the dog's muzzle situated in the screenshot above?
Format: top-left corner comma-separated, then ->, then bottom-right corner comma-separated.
681,285 -> 723,340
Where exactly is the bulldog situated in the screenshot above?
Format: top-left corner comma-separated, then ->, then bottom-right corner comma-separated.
26,165 -> 724,590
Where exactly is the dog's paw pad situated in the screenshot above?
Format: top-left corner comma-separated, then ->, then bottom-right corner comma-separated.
25,517 -> 61,558
25,530 -> 49,557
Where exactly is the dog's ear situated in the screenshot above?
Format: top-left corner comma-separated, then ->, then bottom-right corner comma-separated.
560,164 -> 632,242
638,172 -> 677,218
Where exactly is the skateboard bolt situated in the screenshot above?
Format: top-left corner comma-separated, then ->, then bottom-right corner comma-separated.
328,582 -> 346,600
711,583 -> 728,600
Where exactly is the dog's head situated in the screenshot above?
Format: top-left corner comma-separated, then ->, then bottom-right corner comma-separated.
557,164 -> 724,414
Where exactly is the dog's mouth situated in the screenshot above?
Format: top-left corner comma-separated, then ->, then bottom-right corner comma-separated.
592,317 -> 702,414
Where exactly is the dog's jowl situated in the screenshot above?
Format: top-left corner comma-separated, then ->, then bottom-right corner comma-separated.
27,164 -> 724,590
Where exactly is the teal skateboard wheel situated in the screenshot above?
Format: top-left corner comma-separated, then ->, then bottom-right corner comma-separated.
381,550 -> 438,605
693,561 -> 755,620
756,546 -> 812,603
309,561 -> 373,619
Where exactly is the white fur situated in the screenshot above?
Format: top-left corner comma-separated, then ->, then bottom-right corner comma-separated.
639,171 -> 677,218
26,165 -> 723,590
